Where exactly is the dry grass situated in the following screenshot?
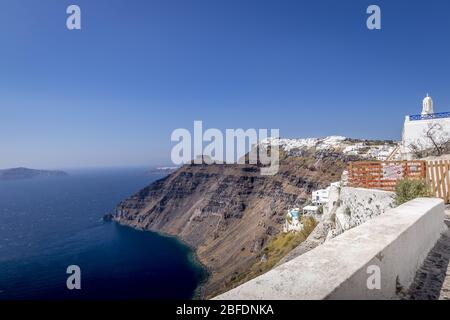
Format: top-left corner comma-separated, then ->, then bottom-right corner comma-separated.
226,216 -> 317,290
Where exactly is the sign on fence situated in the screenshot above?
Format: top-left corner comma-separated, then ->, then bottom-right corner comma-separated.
382,164 -> 403,180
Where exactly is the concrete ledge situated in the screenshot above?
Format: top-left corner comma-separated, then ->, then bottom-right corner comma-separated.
214,198 -> 446,300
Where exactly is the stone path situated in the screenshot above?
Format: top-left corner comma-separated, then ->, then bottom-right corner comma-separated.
405,211 -> 450,300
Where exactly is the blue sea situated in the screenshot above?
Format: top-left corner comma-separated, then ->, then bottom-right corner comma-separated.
0,169 -> 205,300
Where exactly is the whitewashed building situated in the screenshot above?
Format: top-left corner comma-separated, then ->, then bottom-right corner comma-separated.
401,95 -> 450,159
312,182 -> 340,205
312,189 -> 329,205
283,208 -> 302,233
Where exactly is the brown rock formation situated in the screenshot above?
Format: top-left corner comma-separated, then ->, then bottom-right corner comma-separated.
114,147 -> 356,298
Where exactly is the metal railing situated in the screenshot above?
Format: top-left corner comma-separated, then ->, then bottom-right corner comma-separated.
409,112 -> 450,121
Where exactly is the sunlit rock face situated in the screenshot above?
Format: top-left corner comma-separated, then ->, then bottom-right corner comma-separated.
114,137 -> 397,298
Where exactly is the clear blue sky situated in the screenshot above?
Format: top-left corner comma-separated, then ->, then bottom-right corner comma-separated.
1,0 -> 450,169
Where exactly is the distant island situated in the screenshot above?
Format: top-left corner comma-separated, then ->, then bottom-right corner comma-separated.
0,167 -> 68,180
146,167 -> 179,175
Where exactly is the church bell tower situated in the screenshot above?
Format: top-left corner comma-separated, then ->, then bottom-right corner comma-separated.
422,94 -> 434,115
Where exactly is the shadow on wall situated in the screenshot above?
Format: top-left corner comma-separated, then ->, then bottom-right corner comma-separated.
405,220 -> 450,300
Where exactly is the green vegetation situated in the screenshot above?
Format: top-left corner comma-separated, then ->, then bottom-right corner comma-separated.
394,178 -> 434,206
317,205 -> 324,214
226,216 -> 318,290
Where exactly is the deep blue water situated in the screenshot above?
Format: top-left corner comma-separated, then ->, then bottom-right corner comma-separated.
0,169 -> 205,300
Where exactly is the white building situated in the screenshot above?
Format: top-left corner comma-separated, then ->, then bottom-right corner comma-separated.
402,95 -> 450,159
303,205 -> 319,215
312,182 -> 340,205
312,189 -> 329,205
283,208 -> 302,232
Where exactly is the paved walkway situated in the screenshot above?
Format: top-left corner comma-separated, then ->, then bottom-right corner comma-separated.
405,212 -> 450,300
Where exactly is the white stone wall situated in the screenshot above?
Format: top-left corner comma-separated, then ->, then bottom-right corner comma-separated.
334,187 -> 396,236
325,185 -> 341,215
214,198 -> 446,300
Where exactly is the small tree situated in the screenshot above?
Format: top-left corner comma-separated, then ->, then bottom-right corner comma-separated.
407,140 -> 426,159
424,123 -> 450,156
409,123 -> 450,158
395,178 -> 434,206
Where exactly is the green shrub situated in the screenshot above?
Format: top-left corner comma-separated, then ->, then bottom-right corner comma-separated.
317,205 -> 324,214
395,178 -> 434,206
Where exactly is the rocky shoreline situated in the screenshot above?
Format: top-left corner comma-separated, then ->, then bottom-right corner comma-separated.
113,137 -> 397,297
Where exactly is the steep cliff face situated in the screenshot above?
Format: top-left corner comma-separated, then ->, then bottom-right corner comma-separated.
114,147 -> 356,298
114,138 -> 398,297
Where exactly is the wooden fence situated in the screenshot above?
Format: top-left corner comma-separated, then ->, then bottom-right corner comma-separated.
426,160 -> 450,204
348,160 -> 450,204
348,161 -> 426,192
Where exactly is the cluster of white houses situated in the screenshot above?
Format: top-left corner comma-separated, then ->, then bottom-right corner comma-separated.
284,94 -> 450,233
283,182 -> 340,232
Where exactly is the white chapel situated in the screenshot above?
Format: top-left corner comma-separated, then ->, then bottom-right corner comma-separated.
401,94 -> 450,159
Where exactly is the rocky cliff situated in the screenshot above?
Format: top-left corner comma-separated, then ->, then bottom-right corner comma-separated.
114,137 -> 397,298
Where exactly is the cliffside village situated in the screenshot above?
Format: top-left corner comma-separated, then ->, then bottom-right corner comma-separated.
283,95 -> 450,234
